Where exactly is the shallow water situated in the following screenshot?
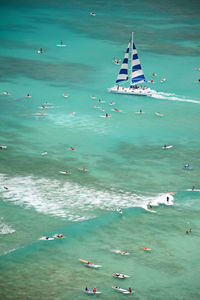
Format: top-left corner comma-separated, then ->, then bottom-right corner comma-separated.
0,0 -> 200,299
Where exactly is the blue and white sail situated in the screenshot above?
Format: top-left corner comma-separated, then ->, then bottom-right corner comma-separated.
130,32 -> 146,86
116,40 -> 130,83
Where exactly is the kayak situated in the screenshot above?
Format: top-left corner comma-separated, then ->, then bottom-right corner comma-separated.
84,290 -> 101,294
113,273 -> 130,278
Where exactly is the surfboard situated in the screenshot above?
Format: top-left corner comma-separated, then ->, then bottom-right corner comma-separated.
113,273 -> 130,278
146,209 -> 157,213
78,168 -> 88,172
0,146 -> 7,149
112,287 -> 127,292
39,237 -> 54,240
84,290 -> 101,294
186,189 -> 200,192
183,166 -> 194,170
59,171 -> 71,174
162,145 -> 173,149
141,247 -> 152,251
56,44 -> 67,47
111,109 -> 122,112
84,263 -> 102,268
90,12 -> 96,16
136,111 -> 144,114
100,115 -> 111,118
123,291 -> 134,294
155,112 -> 164,116
63,94 -> 68,98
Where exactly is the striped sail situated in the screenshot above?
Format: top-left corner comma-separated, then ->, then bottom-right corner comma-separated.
116,40 -> 130,83
130,32 -> 146,86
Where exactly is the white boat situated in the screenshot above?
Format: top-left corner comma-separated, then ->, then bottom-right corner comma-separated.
108,32 -> 154,96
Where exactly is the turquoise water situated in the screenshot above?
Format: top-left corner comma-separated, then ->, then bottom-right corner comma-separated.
0,1 -> 200,299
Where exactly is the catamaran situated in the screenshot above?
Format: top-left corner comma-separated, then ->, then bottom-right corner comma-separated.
108,32 -> 154,96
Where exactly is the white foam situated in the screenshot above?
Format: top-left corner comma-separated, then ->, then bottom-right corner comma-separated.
150,91 -> 200,104
0,218 -> 15,235
0,174 -> 174,221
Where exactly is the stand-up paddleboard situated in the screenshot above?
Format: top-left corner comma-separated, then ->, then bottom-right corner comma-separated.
84,290 -> 101,294
39,236 -> 54,240
183,166 -> 194,170
59,171 -> 71,174
113,273 -> 130,279
162,145 -> 173,149
141,247 -> 152,251
0,146 -> 7,149
155,112 -> 164,116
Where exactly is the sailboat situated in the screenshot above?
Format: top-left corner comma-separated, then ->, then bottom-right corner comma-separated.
108,32 -> 154,96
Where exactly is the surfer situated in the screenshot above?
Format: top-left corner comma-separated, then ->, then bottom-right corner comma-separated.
61,40 -> 63,46
163,145 -> 167,148
85,286 -> 88,291
128,288 -> 132,293
105,113 -> 109,118
93,287 -> 96,294
26,94 -> 31,98
192,186 -> 195,191
139,109 -> 142,114
166,196 -> 169,203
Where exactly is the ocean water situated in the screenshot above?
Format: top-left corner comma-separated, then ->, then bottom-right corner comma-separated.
0,0 -> 200,299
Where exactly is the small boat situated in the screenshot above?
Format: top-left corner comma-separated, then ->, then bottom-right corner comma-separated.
113,273 -> 130,279
108,32 -> 154,97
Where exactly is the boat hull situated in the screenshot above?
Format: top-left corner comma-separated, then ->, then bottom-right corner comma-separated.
108,86 -> 153,96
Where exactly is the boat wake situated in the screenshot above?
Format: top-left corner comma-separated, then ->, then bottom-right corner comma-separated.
150,91 -> 200,104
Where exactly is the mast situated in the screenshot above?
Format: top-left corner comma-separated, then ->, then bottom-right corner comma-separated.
130,32 -> 134,88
